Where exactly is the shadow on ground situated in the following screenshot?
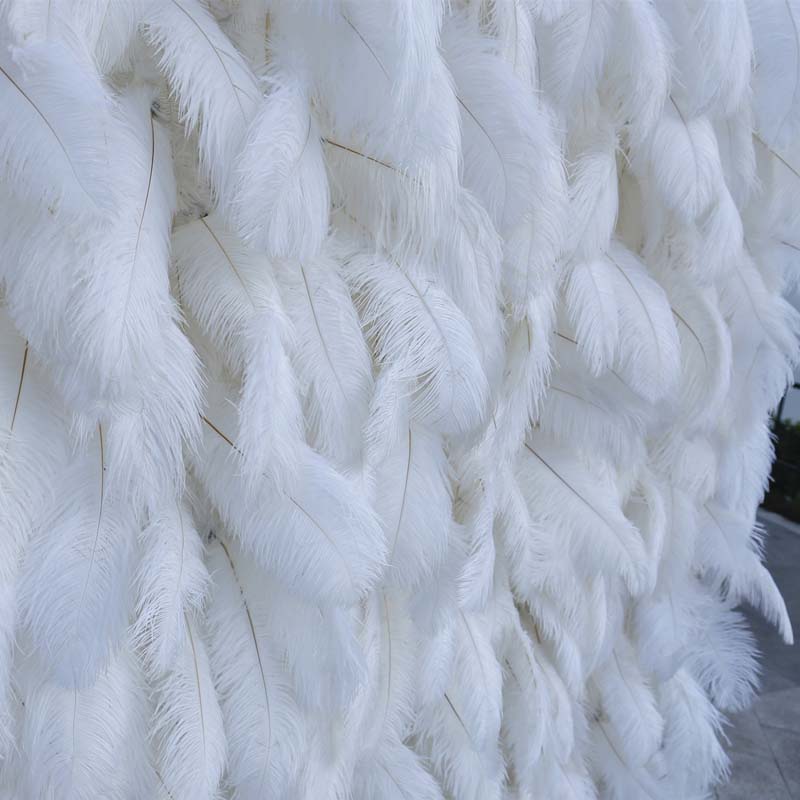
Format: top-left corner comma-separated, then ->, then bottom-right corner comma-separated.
716,510 -> 800,799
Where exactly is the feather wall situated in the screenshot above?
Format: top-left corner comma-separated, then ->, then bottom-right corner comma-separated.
0,1 -> 797,798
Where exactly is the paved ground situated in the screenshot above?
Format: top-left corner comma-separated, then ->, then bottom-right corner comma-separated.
716,510 -> 800,799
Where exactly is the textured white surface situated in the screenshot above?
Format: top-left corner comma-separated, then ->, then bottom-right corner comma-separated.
0,1 -> 798,798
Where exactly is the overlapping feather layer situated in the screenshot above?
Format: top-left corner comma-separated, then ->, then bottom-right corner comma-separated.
0,1 -> 797,798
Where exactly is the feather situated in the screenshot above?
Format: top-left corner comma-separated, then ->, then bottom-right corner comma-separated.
0,4 -> 796,795
371,417 -> 452,589
3,0 -> 145,73
1,86 -> 200,502
285,0 -> 460,252
172,213 -> 303,488
235,566 -> 366,714
73,87 -> 198,496
605,0 -> 670,144
697,503 -> 793,643
604,242 -> 682,403
684,0 -> 753,117
434,189 -> 505,385
415,610 -> 504,800
443,10 -> 567,248
90,0 -> 145,73
715,109 -> 758,208
591,639 -> 664,768
19,428 -> 138,689
588,717 -> 668,800
409,537 -> 461,708
657,669 -> 728,797
668,280 -> 733,427
486,290 -> 557,462
142,0 -> 261,199
133,499 -> 210,676
685,593 -> 760,713
223,78 -> 330,260
276,250 -> 373,465
345,249 -> 489,436
151,614 -> 227,800
193,387 -> 385,606
749,0 -> 800,148
722,256 -> 800,423
17,642 -> 152,800
352,741 -> 444,800
538,0 -> 617,114
624,473 -> 668,587
564,258 -> 620,377
0,312 -> 67,753
538,345 -> 649,467
517,433 -> 648,594
0,35 -> 114,219
490,0 -> 539,87
205,537 -> 305,799
353,589 -> 417,753
500,612 -> 575,792
636,99 -> 723,223
456,462 -> 497,612
565,120 -> 619,260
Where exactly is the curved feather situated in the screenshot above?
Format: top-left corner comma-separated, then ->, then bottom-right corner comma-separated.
276,251 -> 373,465
636,99 -> 723,222
142,0 -> 261,198
517,433 -> 648,594
565,257 -> 620,376
0,313 -> 67,754
0,36 -> 115,218
194,389 -> 385,606
18,645 -> 152,800
206,537 -> 305,799
372,418 -> 452,589
749,0 -> 800,148
345,250 -> 489,436
133,499 -> 209,676
591,639 -> 664,768
443,9 -> 567,251
19,429 -> 138,689
538,0 -> 617,113
173,213 -> 303,488
152,614 -> 227,800
223,79 -> 330,260
605,242 -> 682,403
606,0 -> 670,143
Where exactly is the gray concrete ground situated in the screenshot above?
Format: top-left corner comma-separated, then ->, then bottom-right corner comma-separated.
716,511 -> 800,799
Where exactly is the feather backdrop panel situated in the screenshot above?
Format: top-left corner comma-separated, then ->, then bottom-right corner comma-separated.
0,0 -> 797,798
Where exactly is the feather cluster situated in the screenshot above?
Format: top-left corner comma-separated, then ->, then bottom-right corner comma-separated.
0,1 -> 798,798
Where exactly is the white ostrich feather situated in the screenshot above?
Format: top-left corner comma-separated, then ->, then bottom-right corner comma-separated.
0,36 -> 115,220
371,416 -> 452,589
19,430 -> 138,689
133,499 -> 210,676
142,0 -> 260,199
151,614 -> 226,800
345,249 -> 489,436
224,78 -> 330,260
518,433 -> 648,594
205,537 -> 305,799
636,100 -> 724,223
194,385 -> 385,606
538,0 -> 617,115
172,213 -> 303,488
276,249 -> 373,465
606,0 -> 671,144
749,0 -> 800,148
17,644 -> 152,800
